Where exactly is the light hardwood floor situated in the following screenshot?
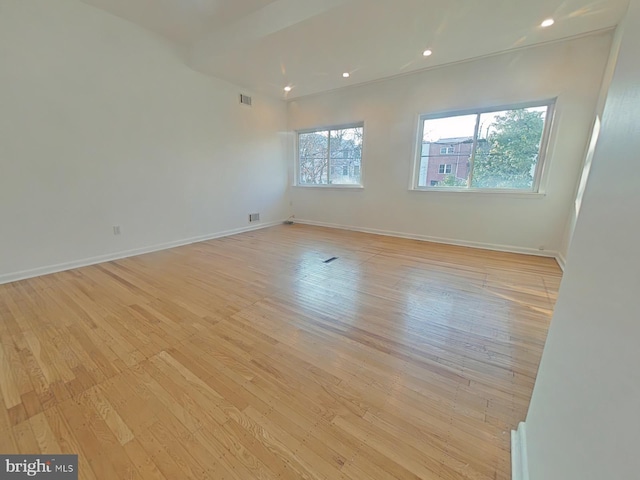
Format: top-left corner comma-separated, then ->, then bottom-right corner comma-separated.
0,224 -> 562,479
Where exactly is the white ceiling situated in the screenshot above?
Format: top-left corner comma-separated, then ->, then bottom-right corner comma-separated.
82,0 -> 629,99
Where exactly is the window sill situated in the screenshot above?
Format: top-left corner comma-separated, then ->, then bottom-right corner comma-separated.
410,188 -> 546,198
294,184 -> 364,190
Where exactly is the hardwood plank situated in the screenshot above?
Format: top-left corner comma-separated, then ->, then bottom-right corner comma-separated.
0,224 -> 560,479
0,341 -> 22,409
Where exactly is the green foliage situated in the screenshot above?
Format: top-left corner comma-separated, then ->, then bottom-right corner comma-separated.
472,109 -> 545,189
438,174 -> 467,187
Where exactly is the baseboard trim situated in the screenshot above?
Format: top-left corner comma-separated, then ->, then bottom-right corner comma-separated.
511,422 -> 530,480
294,219 -> 559,259
0,221 -> 282,285
556,252 -> 567,271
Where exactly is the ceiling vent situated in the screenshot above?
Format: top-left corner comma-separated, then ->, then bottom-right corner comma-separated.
240,94 -> 252,106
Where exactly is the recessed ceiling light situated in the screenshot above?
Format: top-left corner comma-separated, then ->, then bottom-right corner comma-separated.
342,72 -> 350,78
541,18 -> 555,28
284,86 -> 292,92
423,49 -> 433,57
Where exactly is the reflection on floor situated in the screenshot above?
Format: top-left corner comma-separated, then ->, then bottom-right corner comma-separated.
0,224 -> 561,480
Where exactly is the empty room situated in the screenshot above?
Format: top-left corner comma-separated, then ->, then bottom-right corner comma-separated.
1,0 -> 638,479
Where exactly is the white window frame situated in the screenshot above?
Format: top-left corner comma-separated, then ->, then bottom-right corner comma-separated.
440,146 -> 455,155
295,122 -> 364,188
438,164 -> 453,174
413,100 -> 556,194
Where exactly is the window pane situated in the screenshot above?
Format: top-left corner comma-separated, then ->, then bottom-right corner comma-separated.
472,107 -> 548,189
299,131 -> 328,185
418,114 -> 476,188
329,127 -> 363,185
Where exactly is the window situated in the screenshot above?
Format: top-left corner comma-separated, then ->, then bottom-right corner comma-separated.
298,124 -> 363,186
416,101 -> 554,191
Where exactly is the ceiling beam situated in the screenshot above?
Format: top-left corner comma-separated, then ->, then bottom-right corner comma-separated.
189,0 -> 353,68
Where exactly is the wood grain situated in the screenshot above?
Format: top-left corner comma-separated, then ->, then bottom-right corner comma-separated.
0,224 -> 561,479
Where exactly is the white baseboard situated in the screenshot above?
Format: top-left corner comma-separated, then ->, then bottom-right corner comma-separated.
0,221 -> 282,285
294,219 -> 559,259
512,422 -> 530,480
556,252 -> 567,271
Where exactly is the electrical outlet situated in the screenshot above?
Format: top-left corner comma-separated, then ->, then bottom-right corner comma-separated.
113,226 -> 121,235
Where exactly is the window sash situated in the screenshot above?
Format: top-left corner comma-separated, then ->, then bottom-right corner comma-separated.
415,100 -> 555,192
297,123 -> 363,186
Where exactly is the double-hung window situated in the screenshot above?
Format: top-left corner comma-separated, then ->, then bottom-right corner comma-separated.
440,146 -> 455,155
297,124 -> 363,186
415,101 -> 555,192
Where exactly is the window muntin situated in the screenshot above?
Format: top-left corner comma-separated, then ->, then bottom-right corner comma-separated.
298,124 -> 363,186
416,102 -> 554,191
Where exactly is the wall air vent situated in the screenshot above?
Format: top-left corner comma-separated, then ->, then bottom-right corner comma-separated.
240,94 -> 252,106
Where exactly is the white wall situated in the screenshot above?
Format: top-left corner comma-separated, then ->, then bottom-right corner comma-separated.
525,0 -> 640,477
558,26 -> 624,263
288,33 -> 612,256
0,0 -> 289,283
